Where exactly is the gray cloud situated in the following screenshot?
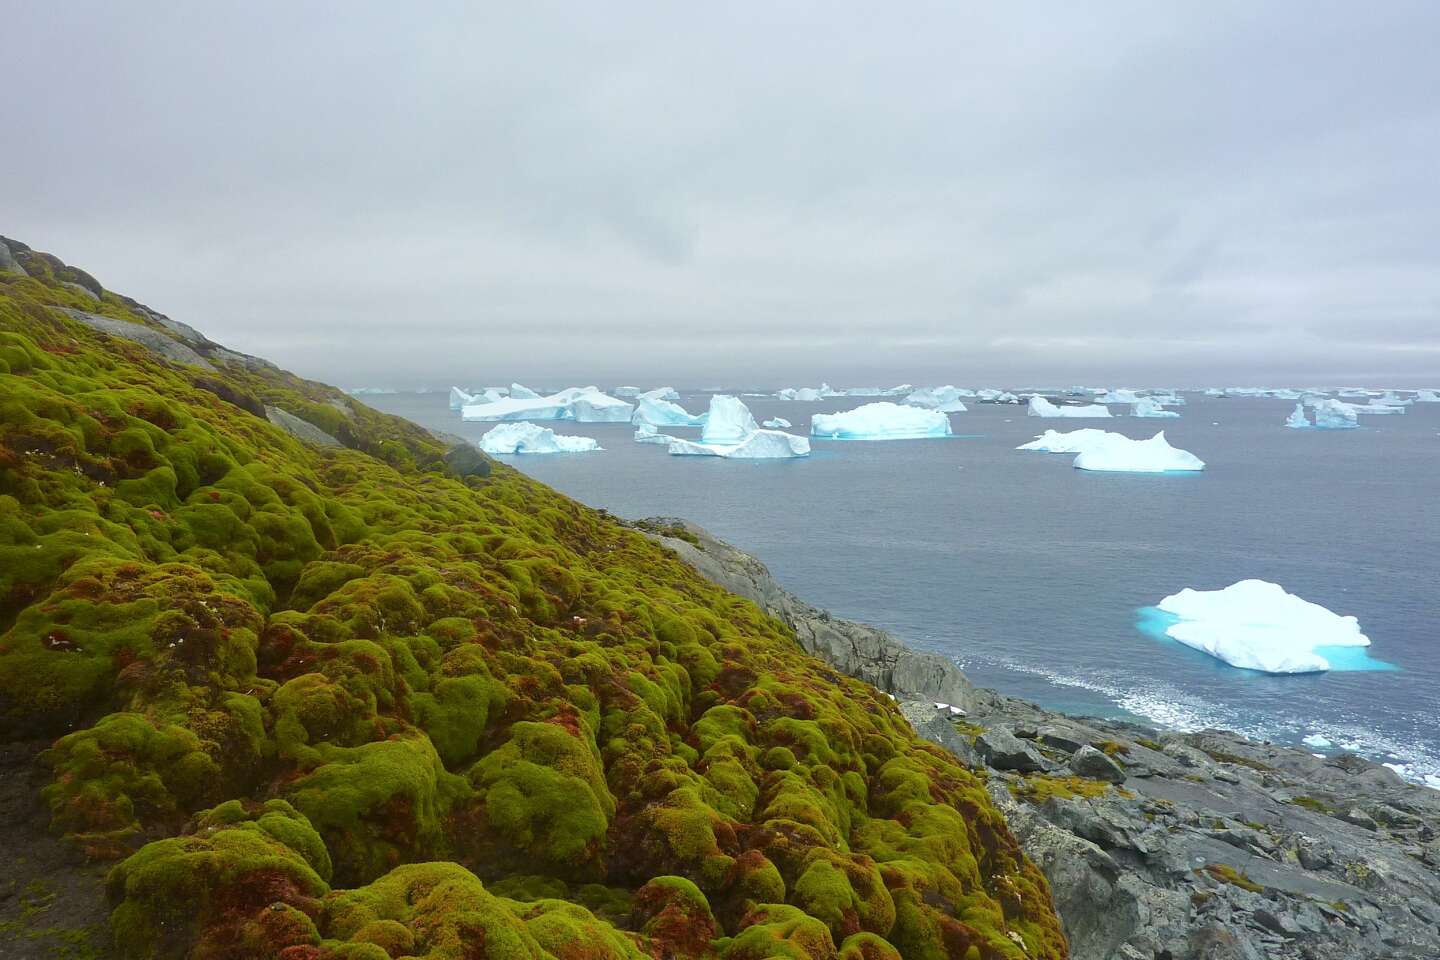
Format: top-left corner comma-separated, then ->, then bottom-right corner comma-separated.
4,1 -> 1438,387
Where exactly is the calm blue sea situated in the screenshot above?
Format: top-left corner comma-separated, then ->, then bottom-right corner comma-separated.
367,391 -> 1440,784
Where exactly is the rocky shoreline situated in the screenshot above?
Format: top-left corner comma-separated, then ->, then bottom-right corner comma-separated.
636,517 -> 1440,960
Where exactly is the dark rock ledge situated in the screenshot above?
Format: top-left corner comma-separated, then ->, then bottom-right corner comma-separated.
639,518 -> 1440,960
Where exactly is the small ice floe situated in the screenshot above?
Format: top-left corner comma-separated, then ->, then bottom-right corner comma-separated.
1302,734 -> 1333,748
1132,397 -> 1180,419
762,417 -> 792,428
666,430 -> 810,459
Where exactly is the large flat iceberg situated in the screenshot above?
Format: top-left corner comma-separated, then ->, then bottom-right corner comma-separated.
701,395 -> 760,443
811,401 -> 952,440
462,386 -> 633,423
1071,431 -> 1205,472
667,430 -> 810,459
1131,397 -> 1180,419
1028,396 -> 1112,418
479,422 -> 600,454
1155,579 -> 1369,673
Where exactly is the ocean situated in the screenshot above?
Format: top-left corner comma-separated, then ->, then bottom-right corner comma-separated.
365,390 -> 1440,784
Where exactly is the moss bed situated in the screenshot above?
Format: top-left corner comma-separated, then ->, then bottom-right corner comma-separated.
0,241 -> 1067,959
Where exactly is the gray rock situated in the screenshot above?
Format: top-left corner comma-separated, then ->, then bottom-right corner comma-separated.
62,308 -> 216,370
1070,745 -> 1127,784
1340,807 -> 1380,831
0,238 -> 26,275
443,442 -> 492,478
264,406 -> 341,447
61,281 -> 99,302
899,700 -> 979,767
975,726 -> 1048,772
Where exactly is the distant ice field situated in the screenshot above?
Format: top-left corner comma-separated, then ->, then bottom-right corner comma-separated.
367,392 -> 1440,784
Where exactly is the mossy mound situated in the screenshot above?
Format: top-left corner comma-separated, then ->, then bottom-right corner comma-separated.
0,243 -> 1067,958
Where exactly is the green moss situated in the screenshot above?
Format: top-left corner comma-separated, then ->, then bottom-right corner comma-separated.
1201,863 -> 1264,893
1290,795 -> 1334,814
0,245 -> 1067,960
1009,774 -> 1114,803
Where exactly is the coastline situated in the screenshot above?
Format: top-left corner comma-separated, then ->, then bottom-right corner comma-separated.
637,516 -> 1440,960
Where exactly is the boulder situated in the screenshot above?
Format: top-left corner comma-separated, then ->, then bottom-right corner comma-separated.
443,442 -> 492,478
1070,745 -> 1127,784
975,726 -> 1048,772
265,406 -> 341,447
0,238 -> 28,275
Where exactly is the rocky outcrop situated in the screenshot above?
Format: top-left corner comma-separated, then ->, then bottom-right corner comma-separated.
61,308 -> 216,370
264,405 -> 342,446
0,237 -> 28,275
658,522 -> 1440,960
635,517 -> 977,710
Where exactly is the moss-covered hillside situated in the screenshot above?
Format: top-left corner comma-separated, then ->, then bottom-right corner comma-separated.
0,238 -> 1066,960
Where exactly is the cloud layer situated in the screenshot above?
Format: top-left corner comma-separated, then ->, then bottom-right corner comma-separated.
6,2 -> 1438,387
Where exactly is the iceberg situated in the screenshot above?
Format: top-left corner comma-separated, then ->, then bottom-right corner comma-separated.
1132,397 -> 1180,419
667,430 -> 810,459
1284,404 -> 1309,429
976,389 -> 1020,404
1016,428 -> 1117,454
1312,399 -> 1358,429
632,394 -> 706,427
462,396 -> 571,421
569,391 -> 635,422
1095,388 -> 1141,404
1071,431 -> 1205,472
811,401 -> 952,440
613,386 -> 642,398
1414,389 -> 1440,402
1155,579 -> 1369,674
777,384 -> 829,402
640,386 -> 681,401
633,422 -> 672,445
1353,401 -> 1405,415
701,395 -> 760,443
1027,396 -> 1113,418
762,417 -> 792,428
462,386 -> 633,422
509,382 -> 542,400
904,386 -> 969,412
478,422 -> 600,454
449,386 -> 476,411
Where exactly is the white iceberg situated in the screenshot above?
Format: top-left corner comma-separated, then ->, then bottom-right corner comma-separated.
613,386 -> 642,398
1155,579 -> 1369,674
1353,401 -> 1405,415
976,389 -> 1020,404
1312,399 -> 1358,429
811,401 -> 952,440
1132,397 -> 1180,419
1413,389 -> 1440,402
640,386 -> 681,401
1302,734 -> 1333,749
632,394 -> 706,427
905,386 -> 969,412
776,384 -> 829,402
569,391 -> 635,422
667,430 -> 810,459
462,386 -> 632,422
1028,396 -> 1113,419
1285,404 -> 1310,429
449,387 -> 476,410
633,422 -> 672,445
1096,388 -> 1141,404
462,396 -> 571,421
762,417 -> 792,428
1016,428 -> 1117,454
479,422 -> 600,454
1071,431 -> 1205,472
701,395 -> 760,443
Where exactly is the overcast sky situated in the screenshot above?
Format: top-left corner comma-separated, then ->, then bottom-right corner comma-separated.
5,2 -> 1439,388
